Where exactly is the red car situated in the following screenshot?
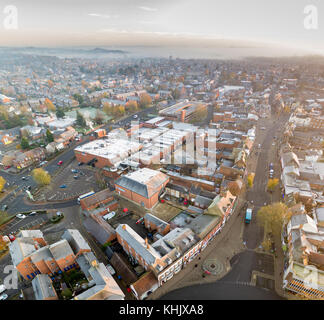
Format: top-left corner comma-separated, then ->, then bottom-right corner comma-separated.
8,234 -> 16,242
57,161 -> 63,166
4,166 -> 11,170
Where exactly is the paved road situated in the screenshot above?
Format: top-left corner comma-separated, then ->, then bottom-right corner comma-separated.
160,250 -> 283,300
160,114 -> 290,300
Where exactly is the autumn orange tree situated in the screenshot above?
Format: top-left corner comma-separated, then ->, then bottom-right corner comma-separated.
125,100 -> 138,113
32,168 -> 51,186
267,178 -> 279,192
139,93 -> 152,109
257,202 -> 290,236
0,176 -> 6,192
247,173 -> 255,188
44,98 -> 56,112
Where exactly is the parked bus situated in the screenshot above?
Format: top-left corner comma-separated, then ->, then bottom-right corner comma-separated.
245,208 -> 252,224
77,191 -> 95,204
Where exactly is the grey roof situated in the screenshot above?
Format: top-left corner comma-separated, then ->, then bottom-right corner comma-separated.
49,239 -> 74,261
32,274 -> 57,300
9,238 -> 37,267
76,251 -> 98,280
144,213 -> 169,230
73,261 -> 125,300
30,246 -> 53,263
62,229 -> 91,254
18,230 -> 44,239
115,176 -> 148,198
316,207 -> 324,222
290,214 -> 308,228
83,217 -> 115,245
187,214 -> 222,238
194,195 -> 213,207
116,224 -> 160,265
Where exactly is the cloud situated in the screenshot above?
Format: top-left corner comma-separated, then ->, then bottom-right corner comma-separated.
138,6 -> 158,12
88,13 -> 120,19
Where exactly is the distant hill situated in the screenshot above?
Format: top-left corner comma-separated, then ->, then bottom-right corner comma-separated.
89,48 -> 127,54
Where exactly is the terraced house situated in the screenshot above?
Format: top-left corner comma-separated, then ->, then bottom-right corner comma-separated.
9,229 -> 90,280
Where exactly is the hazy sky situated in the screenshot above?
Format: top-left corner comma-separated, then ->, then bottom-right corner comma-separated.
0,0 -> 323,53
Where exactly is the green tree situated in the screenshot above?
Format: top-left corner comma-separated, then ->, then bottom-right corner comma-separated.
46,129 -> 54,143
56,109 -> 65,118
73,94 -> 84,105
21,137 -> 29,150
32,168 -> 51,186
76,111 -> 86,127
61,288 -> 72,300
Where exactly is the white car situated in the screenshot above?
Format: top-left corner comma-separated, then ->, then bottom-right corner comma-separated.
106,264 -> 116,276
0,293 -> 8,300
102,211 -> 116,221
133,115 -> 138,119
16,214 -> 26,219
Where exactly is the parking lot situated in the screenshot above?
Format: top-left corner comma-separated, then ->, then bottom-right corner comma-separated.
37,160 -> 100,201
0,214 -> 49,236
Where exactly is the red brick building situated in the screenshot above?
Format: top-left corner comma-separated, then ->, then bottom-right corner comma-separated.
115,168 -> 169,209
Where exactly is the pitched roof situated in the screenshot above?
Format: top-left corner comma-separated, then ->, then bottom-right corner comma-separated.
32,274 -> 57,300
48,239 -> 74,261
62,229 -> 91,254
115,168 -> 168,199
131,271 -> 158,298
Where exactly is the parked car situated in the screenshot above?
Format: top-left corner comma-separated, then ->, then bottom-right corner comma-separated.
57,160 -> 63,166
105,264 -> 116,276
102,211 -> 116,221
73,175 -> 78,179
133,114 -> 138,119
1,204 -> 8,211
136,217 -> 144,225
16,214 -> 26,219
21,176 -> 26,180
78,162 -> 84,166
71,169 -> 78,173
59,184 -> 67,188
8,234 -> 15,242
29,211 -> 37,216
3,166 -> 11,170
0,293 -> 8,300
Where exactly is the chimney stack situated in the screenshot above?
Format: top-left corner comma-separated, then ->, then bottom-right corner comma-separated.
145,238 -> 149,249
